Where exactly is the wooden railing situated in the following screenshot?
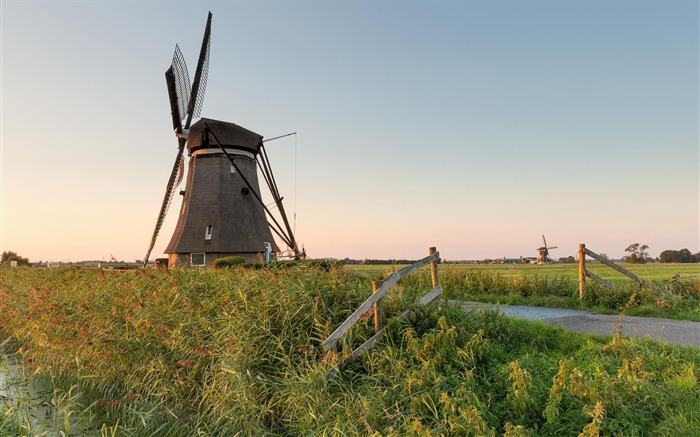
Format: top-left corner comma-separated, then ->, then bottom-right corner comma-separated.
323,247 -> 442,368
578,243 -> 647,299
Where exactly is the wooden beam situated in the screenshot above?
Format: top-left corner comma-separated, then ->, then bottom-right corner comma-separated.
347,324 -> 386,362
578,243 -> 585,300
417,285 -> 442,306
347,285 -> 442,362
585,270 -> 614,289
322,251 -> 440,351
584,248 -> 645,286
429,247 -> 440,304
329,283 -> 444,378
373,280 -> 382,334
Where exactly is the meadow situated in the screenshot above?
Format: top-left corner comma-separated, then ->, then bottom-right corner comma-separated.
353,262 -> 700,321
351,261 -> 700,283
1,265 -> 698,436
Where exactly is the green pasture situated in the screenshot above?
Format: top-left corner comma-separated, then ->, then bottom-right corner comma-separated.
350,262 -> 700,284
352,262 -> 700,321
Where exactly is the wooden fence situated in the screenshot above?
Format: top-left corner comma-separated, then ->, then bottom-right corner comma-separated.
323,247 -> 442,371
578,243 -> 647,299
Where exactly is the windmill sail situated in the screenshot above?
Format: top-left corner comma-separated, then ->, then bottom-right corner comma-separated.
145,11 -> 301,267
185,11 -> 212,129
143,146 -> 185,266
143,12 -> 212,267
169,46 -> 191,128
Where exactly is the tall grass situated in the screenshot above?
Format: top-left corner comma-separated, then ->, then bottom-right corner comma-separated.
1,266 -> 698,435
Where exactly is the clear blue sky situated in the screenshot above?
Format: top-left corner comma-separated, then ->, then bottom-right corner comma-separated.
2,1 -> 698,262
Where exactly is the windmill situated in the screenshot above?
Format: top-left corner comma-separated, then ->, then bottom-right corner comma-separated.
536,235 -> 557,264
143,12 -> 300,267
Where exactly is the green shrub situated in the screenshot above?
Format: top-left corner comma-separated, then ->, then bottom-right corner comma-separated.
213,256 -> 245,268
251,259 -> 344,271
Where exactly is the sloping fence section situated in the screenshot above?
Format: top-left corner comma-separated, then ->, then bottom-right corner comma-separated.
323,247 -> 442,369
578,243 -> 647,299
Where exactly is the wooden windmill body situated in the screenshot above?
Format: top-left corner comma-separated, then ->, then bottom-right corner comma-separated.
165,119 -> 279,267
536,235 -> 557,264
143,13 -> 298,267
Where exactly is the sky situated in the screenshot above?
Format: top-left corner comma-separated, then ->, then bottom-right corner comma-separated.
1,1 -> 698,263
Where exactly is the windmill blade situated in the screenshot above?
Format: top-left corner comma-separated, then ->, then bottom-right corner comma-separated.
168,45 -> 191,128
165,66 -> 184,132
184,12 -> 212,129
143,140 -> 186,266
549,246 -> 558,250
542,235 -> 548,248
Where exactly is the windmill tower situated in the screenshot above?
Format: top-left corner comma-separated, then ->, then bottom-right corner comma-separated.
143,12 -> 299,267
536,235 -> 557,264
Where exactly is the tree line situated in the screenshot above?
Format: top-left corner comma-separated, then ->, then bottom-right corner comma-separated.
624,243 -> 699,264
658,248 -> 700,263
1,251 -> 31,266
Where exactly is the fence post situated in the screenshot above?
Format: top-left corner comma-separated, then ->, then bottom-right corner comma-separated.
372,280 -> 382,334
578,243 -> 586,300
429,247 -> 440,303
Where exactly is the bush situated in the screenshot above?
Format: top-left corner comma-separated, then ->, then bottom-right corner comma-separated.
251,259 -> 345,271
213,256 -> 245,268
1,250 -> 30,266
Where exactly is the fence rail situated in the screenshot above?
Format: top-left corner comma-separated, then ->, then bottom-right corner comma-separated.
578,243 -> 648,299
323,247 -> 442,374
323,249 -> 440,351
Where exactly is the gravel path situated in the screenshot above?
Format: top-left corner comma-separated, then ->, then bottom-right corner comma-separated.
450,301 -> 700,348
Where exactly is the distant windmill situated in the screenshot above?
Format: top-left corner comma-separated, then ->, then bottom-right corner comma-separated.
536,235 -> 557,264
143,12 -> 300,267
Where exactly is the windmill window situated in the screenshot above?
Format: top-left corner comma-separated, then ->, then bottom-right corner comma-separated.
191,253 -> 205,266
230,165 -> 236,174
205,225 -> 213,240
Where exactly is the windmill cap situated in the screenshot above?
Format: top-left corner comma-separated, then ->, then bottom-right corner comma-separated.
188,118 -> 263,154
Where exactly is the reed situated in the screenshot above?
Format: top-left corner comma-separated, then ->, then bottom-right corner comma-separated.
1,266 -> 698,435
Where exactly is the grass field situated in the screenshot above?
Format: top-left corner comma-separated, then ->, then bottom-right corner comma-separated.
1,266 -> 699,436
350,262 -> 700,283
351,262 -> 700,321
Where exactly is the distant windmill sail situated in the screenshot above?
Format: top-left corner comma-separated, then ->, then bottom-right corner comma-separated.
537,234 -> 557,263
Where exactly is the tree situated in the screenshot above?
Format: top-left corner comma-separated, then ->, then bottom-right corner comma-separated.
659,248 -> 697,263
659,250 -> 679,263
678,248 -> 693,263
624,243 -> 649,264
1,251 -> 30,266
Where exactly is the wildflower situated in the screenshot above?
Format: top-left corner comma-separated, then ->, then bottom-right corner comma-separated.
177,359 -> 195,368
192,346 -> 212,357
324,351 -> 338,363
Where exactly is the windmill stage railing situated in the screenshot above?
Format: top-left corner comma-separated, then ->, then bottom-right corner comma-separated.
323,247 -> 442,372
577,243 -> 648,300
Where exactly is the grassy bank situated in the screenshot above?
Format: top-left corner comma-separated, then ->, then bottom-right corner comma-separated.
1,266 -> 699,435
